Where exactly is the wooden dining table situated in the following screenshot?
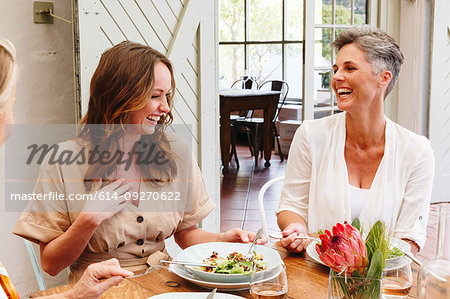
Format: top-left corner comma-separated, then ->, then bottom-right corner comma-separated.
30,242 -> 419,298
219,89 -> 280,173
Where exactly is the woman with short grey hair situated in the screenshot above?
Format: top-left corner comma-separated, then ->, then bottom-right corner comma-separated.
276,25 -> 434,255
332,25 -> 404,97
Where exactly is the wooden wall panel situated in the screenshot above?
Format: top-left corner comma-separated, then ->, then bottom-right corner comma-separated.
100,0 -> 147,43
133,0 -> 173,49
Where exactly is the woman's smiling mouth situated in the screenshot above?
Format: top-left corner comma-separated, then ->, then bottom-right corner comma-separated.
337,88 -> 353,98
146,115 -> 160,123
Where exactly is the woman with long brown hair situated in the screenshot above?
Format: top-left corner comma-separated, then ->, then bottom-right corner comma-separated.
14,41 -> 264,282
0,39 -> 140,299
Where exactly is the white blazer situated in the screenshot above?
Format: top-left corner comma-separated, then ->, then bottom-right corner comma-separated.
277,112 -> 435,249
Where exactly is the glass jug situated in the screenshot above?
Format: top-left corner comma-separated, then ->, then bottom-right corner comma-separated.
417,203 -> 450,298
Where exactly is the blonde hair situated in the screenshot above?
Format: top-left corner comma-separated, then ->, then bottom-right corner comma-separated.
0,39 -> 17,116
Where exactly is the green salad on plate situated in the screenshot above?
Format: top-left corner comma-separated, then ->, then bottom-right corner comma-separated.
200,251 -> 266,275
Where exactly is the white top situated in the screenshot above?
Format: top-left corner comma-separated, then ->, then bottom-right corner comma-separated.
349,184 -> 369,221
277,112 -> 435,249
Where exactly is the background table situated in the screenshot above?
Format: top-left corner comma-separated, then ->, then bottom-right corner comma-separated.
219,89 -> 280,173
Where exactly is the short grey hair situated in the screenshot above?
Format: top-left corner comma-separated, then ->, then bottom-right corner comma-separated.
0,39 -> 17,116
332,25 -> 404,97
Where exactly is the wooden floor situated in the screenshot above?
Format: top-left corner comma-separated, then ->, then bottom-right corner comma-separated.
220,138 -> 286,234
220,140 -> 439,261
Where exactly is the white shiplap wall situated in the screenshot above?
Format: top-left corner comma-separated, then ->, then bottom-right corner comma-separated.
77,0 -> 220,231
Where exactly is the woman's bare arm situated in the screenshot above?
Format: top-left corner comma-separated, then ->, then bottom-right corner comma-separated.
39,180 -> 130,275
39,213 -> 103,276
277,210 -> 307,231
173,226 -> 266,249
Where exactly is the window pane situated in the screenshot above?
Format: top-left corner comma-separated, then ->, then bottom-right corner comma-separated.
336,0 -> 352,25
285,44 -> 303,99
317,0 -> 332,25
315,28 -> 333,65
219,45 -> 244,89
354,0 -> 367,25
315,70 -> 332,105
219,0 -> 244,42
249,44 -> 282,86
249,0 -> 282,41
314,70 -> 335,119
286,0 -> 303,40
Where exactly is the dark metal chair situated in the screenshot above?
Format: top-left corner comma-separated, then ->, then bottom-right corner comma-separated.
229,77 -> 259,168
231,76 -> 258,90
233,80 -> 289,165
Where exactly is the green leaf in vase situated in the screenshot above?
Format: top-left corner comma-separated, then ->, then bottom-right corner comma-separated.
351,217 -> 361,232
365,220 -> 390,272
366,249 -> 383,279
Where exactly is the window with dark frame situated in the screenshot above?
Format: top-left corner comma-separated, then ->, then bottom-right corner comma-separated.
219,0 -> 368,119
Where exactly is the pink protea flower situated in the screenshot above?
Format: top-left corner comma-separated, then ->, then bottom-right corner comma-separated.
315,222 -> 369,275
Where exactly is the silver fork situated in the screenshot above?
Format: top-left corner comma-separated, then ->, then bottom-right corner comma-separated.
245,228 -> 263,262
126,265 -> 168,279
269,233 -> 317,240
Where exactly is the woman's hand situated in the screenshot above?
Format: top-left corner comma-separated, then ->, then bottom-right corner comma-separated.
80,179 -> 130,225
39,180 -> 131,277
280,222 -> 310,253
220,228 -> 268,245
39,178 -> 129,277
58,258 -> 133,299
402,239 -> 419,256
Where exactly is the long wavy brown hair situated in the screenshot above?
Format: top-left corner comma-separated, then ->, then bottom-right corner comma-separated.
80,41 -> 178,191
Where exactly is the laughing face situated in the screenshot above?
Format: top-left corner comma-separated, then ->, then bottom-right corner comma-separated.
331,43 -> 385,113
129,61 -> 171,135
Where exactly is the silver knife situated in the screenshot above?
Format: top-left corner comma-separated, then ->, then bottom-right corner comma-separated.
206,288 -> 217,299
160,260 -> 217,268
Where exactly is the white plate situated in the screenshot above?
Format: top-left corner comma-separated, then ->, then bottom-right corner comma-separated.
169,264 -> 250,291
305,239 -> 325,266
174,242 -> 283,283
169,263 -> 283,291
306,237 -> 411,267
148,292 -> 244,298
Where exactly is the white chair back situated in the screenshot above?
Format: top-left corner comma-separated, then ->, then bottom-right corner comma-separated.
258,176 -> 284,239
23,239 -> 46,291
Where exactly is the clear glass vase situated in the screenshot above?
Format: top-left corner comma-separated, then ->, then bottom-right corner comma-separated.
328,270 -> 382,299
417,203 -> 450,299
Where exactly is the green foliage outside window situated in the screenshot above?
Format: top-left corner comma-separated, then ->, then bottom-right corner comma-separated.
219,0 -> 366,91
321,4 -> 365,62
